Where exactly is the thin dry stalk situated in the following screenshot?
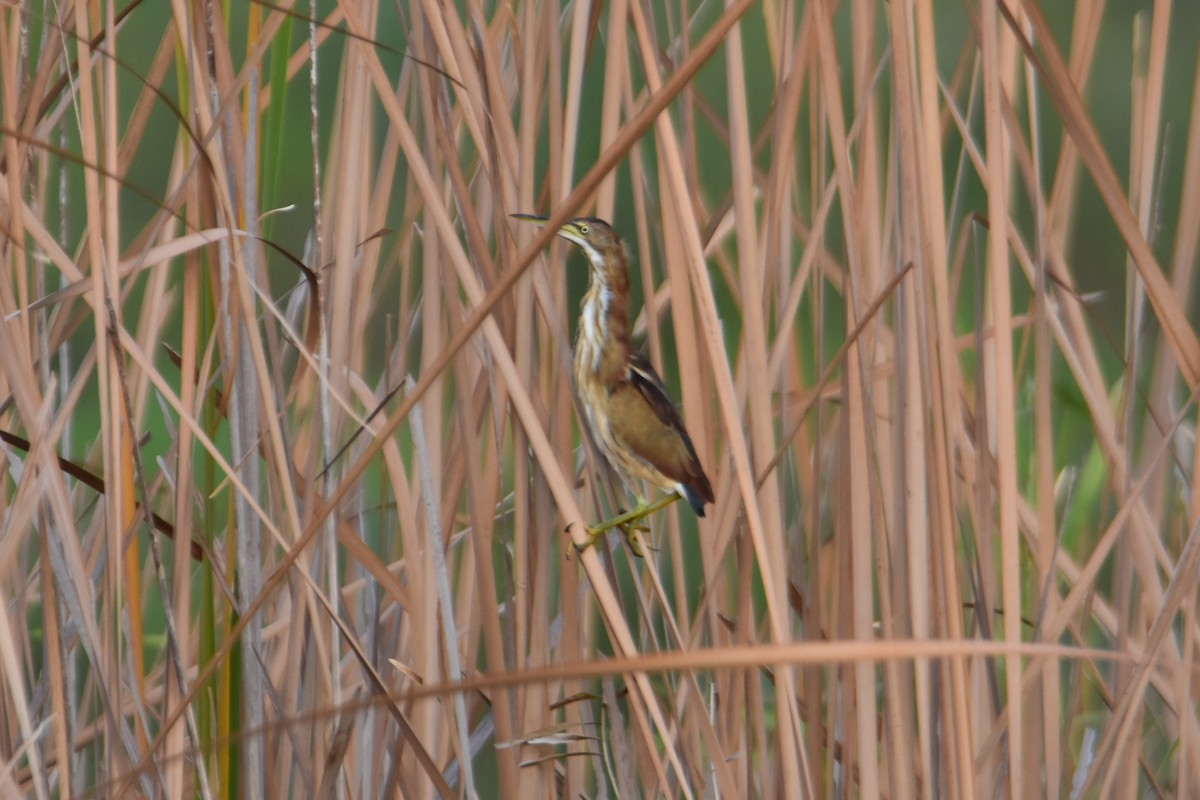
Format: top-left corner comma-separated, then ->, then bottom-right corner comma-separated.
4,0 -> 1200,797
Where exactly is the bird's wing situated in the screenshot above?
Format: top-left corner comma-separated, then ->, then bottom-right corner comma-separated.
625,354 -> 707,476
607,353 -> 715,509
627,353 -> 687,432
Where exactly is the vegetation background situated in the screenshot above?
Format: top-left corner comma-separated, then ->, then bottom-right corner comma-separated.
1,0 -> 1199,797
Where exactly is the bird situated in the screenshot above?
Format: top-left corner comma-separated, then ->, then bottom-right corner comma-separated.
512,213 -> 714,553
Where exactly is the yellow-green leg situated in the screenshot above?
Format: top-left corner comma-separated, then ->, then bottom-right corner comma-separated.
578,492 -> 685,557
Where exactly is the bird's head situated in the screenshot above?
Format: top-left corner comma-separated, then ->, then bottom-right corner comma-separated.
511,213 -> 623,274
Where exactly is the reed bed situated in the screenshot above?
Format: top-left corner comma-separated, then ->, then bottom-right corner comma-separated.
1,0 -> 1199,796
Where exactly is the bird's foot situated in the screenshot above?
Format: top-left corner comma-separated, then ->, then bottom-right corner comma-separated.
569,496 -> 682,558
571,518 -> 650,558
616,519 -> 651,558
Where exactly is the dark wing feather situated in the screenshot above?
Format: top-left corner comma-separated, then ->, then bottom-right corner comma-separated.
628,354 -> 686,431
626,354 -> 714,512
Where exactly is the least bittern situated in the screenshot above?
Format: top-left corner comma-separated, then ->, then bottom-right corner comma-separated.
513,213 -> 714,553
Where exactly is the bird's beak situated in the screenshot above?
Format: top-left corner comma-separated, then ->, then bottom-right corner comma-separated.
510,213 -> 548,226
512,213 -> 586,249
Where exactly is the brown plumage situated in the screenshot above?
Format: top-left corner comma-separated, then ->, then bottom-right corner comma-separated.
513,214 -> 714,517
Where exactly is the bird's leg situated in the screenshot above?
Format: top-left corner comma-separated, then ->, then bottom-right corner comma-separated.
577,492 -> 685,557
590,492 -> 683,534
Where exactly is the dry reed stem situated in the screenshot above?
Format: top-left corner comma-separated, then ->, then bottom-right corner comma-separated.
3,0 -> 1200,797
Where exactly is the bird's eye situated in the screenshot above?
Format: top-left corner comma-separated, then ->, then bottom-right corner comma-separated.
579,224 -> 589,234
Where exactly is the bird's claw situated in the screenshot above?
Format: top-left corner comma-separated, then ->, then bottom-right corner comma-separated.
619,523 -> 648,558
563,523 -> 648,559
562,521 -> 602,559
565,497 -> 674,559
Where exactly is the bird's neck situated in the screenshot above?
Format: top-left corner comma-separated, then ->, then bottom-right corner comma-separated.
575,253 -> 632,383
